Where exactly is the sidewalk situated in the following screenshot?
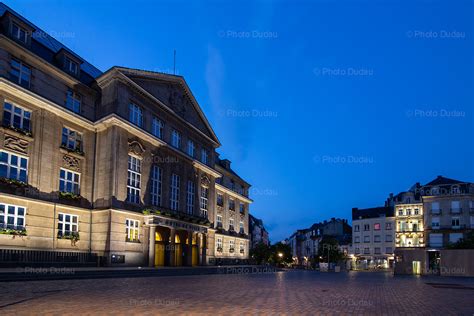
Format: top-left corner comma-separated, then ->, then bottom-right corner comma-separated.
0,265 -> 281,282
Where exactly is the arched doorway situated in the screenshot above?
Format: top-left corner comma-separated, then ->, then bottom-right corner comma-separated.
175,234 -> 183,266
155,232 -> 165,267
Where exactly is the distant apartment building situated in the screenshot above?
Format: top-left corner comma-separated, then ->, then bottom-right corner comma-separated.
249,214 -> 269,248
288,218 -> 351,267
394,176 -> 474,275
213,158 -> 252,264
351,207 -> 395,269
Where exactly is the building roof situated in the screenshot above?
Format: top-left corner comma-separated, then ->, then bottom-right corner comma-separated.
424,175 -> 465,186
0,2 -> 102,80
352,206 -> 394,220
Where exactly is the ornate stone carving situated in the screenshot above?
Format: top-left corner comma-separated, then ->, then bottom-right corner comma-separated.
201,175 -> 211,186
128,140 -> 145,157
4,134 -> 28,154
62,155 -> 80,172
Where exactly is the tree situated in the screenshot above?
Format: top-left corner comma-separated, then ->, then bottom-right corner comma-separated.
317,237 -> 346,264
269,242 -> 292,266
249,242 -> 271,264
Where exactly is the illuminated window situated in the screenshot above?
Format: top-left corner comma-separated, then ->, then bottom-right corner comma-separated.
126,219 -> 139,242
374,223 -> 381,230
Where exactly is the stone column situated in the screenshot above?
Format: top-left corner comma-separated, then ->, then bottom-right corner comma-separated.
169,228 -> 176,267
148,225 -> 156,267
197,233 -> 202,265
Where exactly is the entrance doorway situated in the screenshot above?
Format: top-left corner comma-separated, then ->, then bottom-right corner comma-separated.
175,234 -> 183,266
154,232 -> 165,267
412,261 -> 421,275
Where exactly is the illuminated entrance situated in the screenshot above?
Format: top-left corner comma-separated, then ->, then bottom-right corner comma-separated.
154,232 -> 165,267
175,234 -> 183,267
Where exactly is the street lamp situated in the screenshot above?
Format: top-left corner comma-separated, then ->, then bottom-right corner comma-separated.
278,252 -> 283,258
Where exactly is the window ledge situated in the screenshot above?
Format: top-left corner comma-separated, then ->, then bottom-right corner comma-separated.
0,125 -> 33,140
59,147 -> 85,159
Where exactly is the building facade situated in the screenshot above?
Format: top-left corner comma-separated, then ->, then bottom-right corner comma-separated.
212,158 -> 252,264
249,214 -> 269,248
394,176 -> 474,275
0,4 -> 251,267
351,207 -> 395,269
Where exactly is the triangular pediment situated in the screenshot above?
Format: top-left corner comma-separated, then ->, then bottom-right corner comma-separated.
115,67 -> 219,145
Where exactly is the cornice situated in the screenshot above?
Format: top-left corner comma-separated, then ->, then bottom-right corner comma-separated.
215,183 -> 253,204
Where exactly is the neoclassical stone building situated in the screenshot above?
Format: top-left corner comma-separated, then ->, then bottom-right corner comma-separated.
0,3 -> 251,267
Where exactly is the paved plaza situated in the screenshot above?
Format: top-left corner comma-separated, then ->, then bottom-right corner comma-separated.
0,270 -> 473,315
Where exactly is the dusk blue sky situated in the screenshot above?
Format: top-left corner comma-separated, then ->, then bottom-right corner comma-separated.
8,0 -> 473,242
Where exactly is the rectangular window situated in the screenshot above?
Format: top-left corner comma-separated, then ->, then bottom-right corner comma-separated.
239,241 -> 245,254
59,169 -> 80,195
216,215 -> 222,228
12,23 -> 28,43
64,57 -> 78,75
239,221 -> 244,233
385,223 -> 392,230
451,201 -> 461,213
66,90 -> 81,114
187,140 -> 195,157
0,203 -> 25,230
432,217 -> 440,230
61,127 -> 83,152
127,155 -> 141,204
385,247 -> 393,254
186,180 -> 195,214
363,248 -> 370,254
406,209 -> 411,216
385,234 -> 392,242
125,219 -> 139,242
451,217 -> 460,229
129,103 -> 143,127
374,223 -> 381,230
374,235 -> 381,243
229,218 -> 235,231
239,203 -> 245,214
364,224 -> 370,231
414,208 -> 420,215
363,236 -> 370,243
354,225 -> 360,232
431,202 -> 440,214
3,102 -> 31,132
355,248 -> 360,254
374,247 -> 381,254
172,130 -> 181,148
449,233 -> 463,244
150,165 -> 162,206
152,117 -> 163,139
216,237 -> 223,250
229,240 -> 235,252
170,174 -> 180,211
398,209 -> 404,216
57,213 -> 78,237
10,58 -> 31,88
429,233 -> 443,247
217,193 -> 223,206
0,151 -> 28,183
229,199 -> 235,211
200,186 -> 209,217
201,149 -> 208,165
354,236 -> 360,243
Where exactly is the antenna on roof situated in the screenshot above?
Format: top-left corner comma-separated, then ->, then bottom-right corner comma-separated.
173,49 -> 176,75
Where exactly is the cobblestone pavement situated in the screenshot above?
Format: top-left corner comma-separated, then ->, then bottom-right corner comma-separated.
0,270 -> 473,315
